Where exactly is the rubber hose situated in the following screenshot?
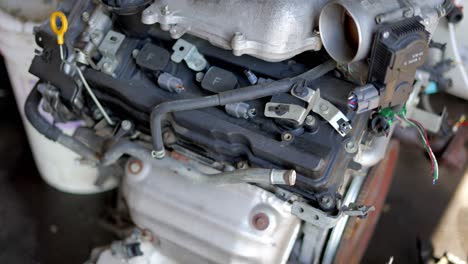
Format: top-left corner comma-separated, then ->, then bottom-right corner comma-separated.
150,60 -> 337,158
25,85 -> 98,161
24,86 -> 62,141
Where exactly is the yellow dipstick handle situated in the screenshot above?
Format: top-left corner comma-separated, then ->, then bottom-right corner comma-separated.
50,11 -> 68,45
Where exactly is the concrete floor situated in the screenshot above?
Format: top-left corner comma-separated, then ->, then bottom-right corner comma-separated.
0,57 -> 466,263
363,144 -> 468,263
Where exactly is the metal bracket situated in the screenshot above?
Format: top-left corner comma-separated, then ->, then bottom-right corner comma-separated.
97,30 -> 125,75
171,39 -> 208,71
341,203 -> 375,218
291,201 -> 343,229
291,201 -> 375,228
264,87 -> 352,136
264,103 -> 309,123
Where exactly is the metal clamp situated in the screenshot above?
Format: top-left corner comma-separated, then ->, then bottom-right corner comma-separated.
171,39 -> 207,71
264,86 -> 352,136
291,201 -> 375,228
291,201 -> 343,229
341,203 -> 375,218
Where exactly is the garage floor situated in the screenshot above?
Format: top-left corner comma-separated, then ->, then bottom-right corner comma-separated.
0,57 -> 466,264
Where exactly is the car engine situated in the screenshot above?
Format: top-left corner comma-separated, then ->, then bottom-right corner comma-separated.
24,0 -> 455,263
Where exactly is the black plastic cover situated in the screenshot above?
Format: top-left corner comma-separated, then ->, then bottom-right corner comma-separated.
368,17 -> 429,108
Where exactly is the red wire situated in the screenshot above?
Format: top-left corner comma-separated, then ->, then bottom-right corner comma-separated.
459,121 -> 468,127
408,118 -> 435,173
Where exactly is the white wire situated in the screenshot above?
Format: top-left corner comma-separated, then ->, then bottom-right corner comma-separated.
448,22 -> 468,92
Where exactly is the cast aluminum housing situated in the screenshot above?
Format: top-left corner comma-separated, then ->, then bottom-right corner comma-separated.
141,0 -> 327,62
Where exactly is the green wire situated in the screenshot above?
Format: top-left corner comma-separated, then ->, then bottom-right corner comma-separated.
398,114 -> 439,184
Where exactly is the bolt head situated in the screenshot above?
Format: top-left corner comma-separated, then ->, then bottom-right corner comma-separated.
320,104 -> 329,114
81,12 -> 90,22
233,32 -> 245,41
345,140 -> 358,153
92,108 -> 103,120
252,213 -> 270,231
305,115 -> 316,126
103,62 -> 111,72
383,31 -> 390,39
293,85 -> 309,97
128,159 -> 143,175
121,120 -> 132,131
195,72 -> 205,82
161,5 -> 170,15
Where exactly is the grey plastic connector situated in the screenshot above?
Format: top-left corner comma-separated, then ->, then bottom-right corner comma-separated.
350,84 -> 380,114
225,102 -> 252,119
157,72 -> 185,94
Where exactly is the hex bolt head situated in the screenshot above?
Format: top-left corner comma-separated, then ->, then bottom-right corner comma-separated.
132,49 -> 140,59
319,104 -> 329,114
293,85 -> 309,97
195,72 -> 205,82
305,115 -> 316,126
121,120 -> 132,131
318,194 -> 335,210
81,11 -> 90,22
232,32 -> 245,42
160,5 -> 170,15
92,108 -> 103,120
344,140 -> 358,154
128,159 -> 143,175
252,212 -> 270,231
103,62 -> 111,72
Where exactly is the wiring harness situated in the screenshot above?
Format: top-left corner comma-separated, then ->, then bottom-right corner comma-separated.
379,107 -> 439,184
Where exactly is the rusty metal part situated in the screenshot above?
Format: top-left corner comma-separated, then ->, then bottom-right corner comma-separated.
441,126 -> 468,171
252,213 -> 270,231
333,140 -> 400,264
127,159 -> 143,175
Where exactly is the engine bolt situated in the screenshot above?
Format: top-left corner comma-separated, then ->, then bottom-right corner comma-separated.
305,115 -> 316,127
128,159 -> 143,175
195,72 -> 205,82
132,49 -> 139,58
121,120 -> 133,131
252,213 -> 269,231
293,84 -> 308,97
161,5 -> 170,15
319,104 -> 329,114
103,62 -> 112,72
81,11 -> 90,23
319,195 -> 335,210
344,140 -> 358,154
92,108 -> 103,120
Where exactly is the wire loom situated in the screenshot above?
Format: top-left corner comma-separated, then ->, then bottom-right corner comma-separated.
381,107 -> 439,184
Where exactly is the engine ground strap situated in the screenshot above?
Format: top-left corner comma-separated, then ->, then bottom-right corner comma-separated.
264,88 -> 352,136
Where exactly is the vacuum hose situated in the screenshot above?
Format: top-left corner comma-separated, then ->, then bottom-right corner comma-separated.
24,85 -> 98,162
150,60 -> 337,158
